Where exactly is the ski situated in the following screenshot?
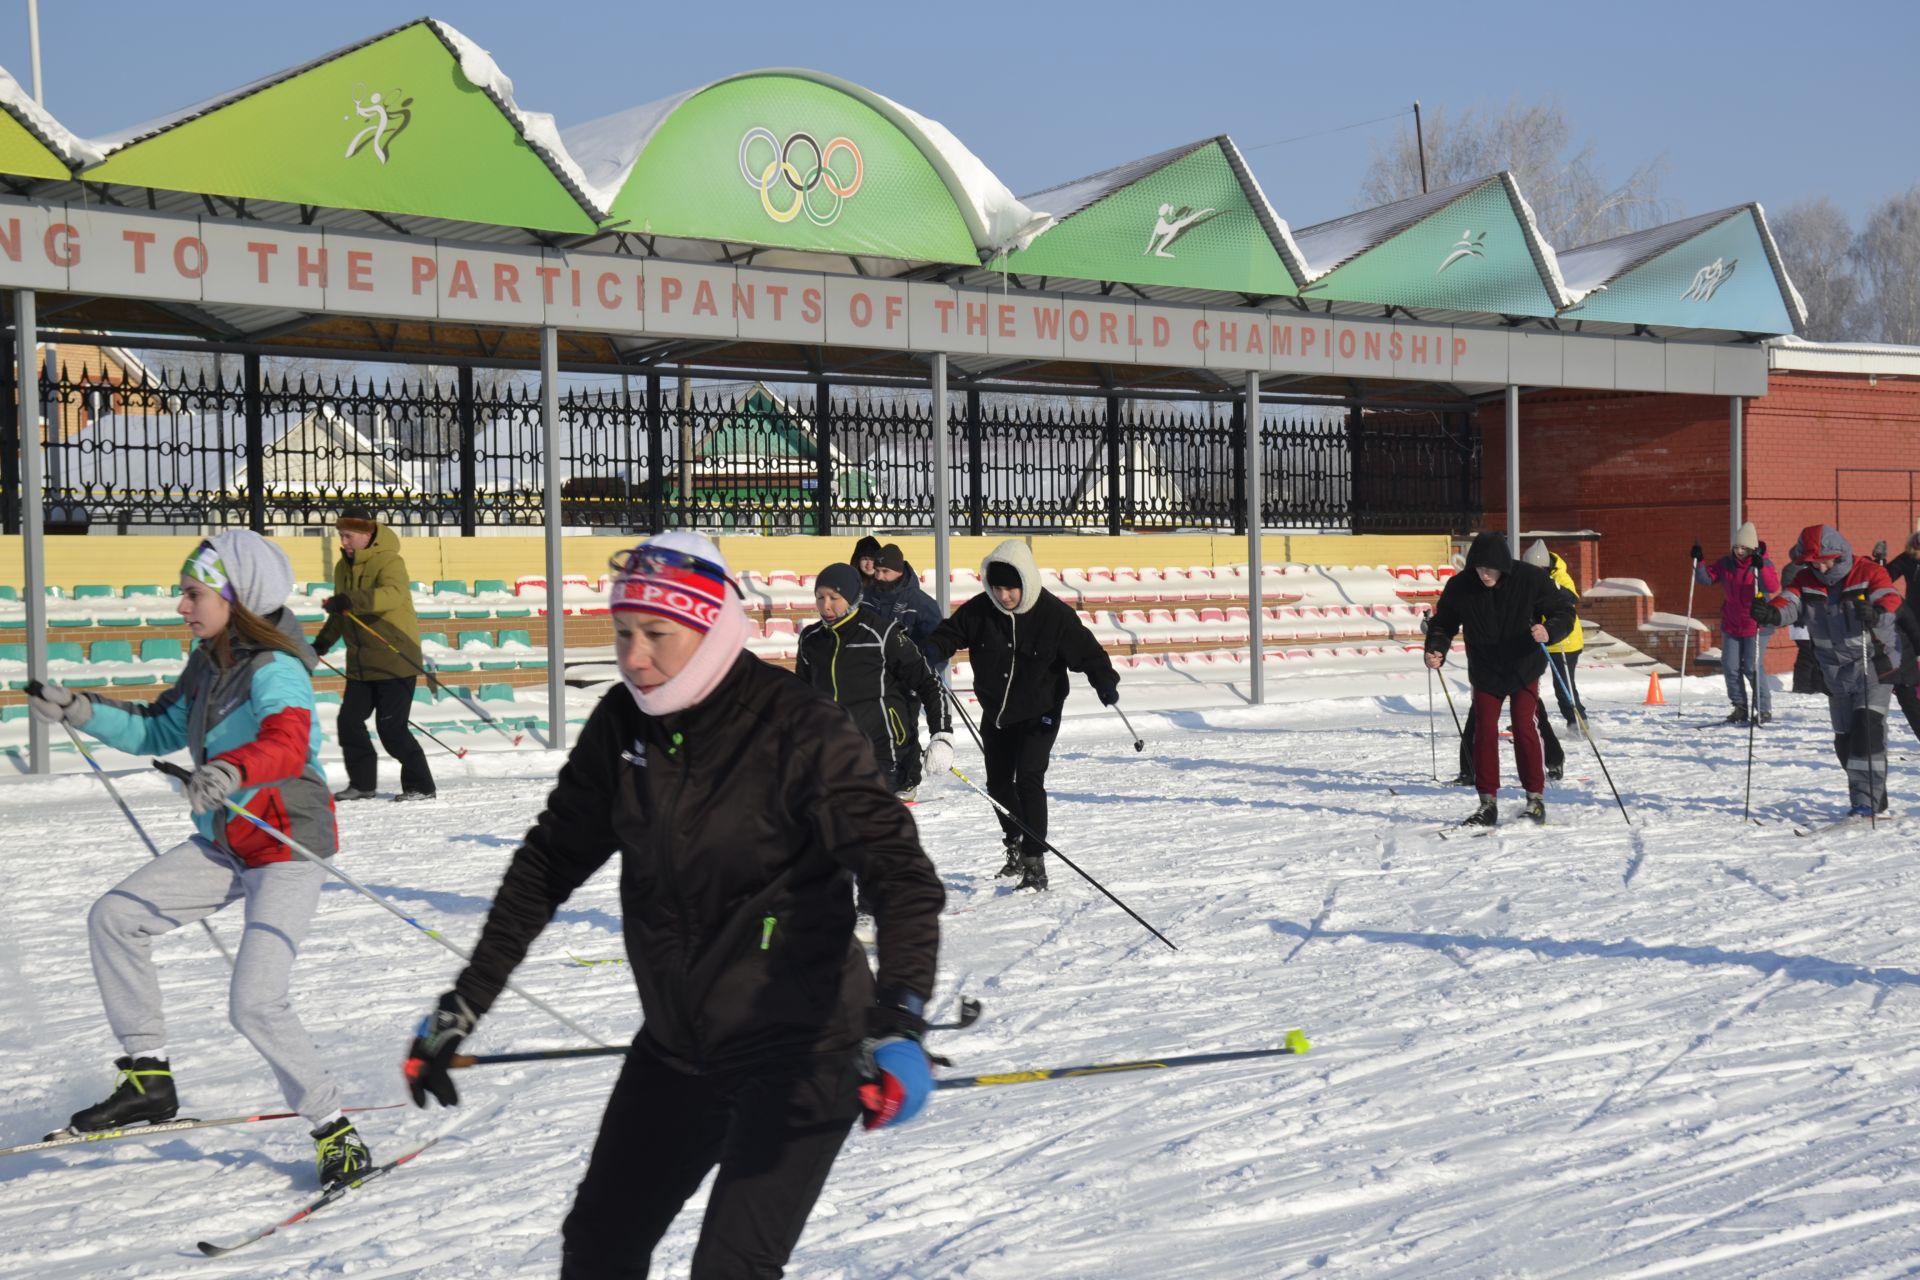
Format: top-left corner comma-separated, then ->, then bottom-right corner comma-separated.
1795,814 -> 1896,838
195,1132 -> 446,1257
566,952 -> 626,968
4,1104 -> 405,1161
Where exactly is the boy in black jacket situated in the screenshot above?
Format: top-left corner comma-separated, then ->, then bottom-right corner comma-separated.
1424,532 -> 1576,827
796,563 -> 953,802
929,539 -> 1119,890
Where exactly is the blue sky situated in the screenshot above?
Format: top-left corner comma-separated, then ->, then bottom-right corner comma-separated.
15,0 -> 1917,236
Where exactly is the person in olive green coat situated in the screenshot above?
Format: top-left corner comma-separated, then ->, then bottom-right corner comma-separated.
313,508 -> 435,801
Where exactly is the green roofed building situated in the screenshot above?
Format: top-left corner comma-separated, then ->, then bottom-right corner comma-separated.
565,70 -> 1049,268
0,63 -> 100,179
1557,205 -> 1807,334
663,383 -> 874,530
1003,137 -> 1305,297
1294,173 -> 1568,318
84,19 -> 603,233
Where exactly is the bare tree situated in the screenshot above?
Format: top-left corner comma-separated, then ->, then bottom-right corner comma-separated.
1855,186 -> 1920,346
1772,198 -> 1864,342
1359,101 -> 1672,247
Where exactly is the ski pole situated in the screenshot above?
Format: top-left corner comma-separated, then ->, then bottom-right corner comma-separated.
944,763 -> 1178,951
341,610 -> 524,747
1863,614 -> 1877,829
1435,661 -> 1463,735
451,997 -> 986,1069
1112,703 -> 1145,753
1426,664 -> 1438,781
27,685 -> 234,967
1541,642 -> 1631,825
935,1029 -> 1311,1090
1678,554 -> 1699,718
941,680 -> 989,757
149,759 -> 607,1046
1744,575 -> 1763,824
314,654 -> 467,760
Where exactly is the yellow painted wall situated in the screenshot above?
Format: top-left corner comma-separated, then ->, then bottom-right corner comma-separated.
1,531 -> 1453,592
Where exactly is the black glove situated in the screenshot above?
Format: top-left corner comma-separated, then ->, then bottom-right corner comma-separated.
1749,598 -> 1782,627
1689,543 -> 1704,564
404,991 -> 477,1108
866,995 -> 929,1043
1853,593 -> 1878,627
1095,679 -> 1120,707
321,594 -> 351,616
1873,540 -> 1889,562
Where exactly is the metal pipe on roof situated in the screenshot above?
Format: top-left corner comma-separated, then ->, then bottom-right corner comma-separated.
17,289 -> 49,773
1246,370 -> 1264,706
540,326 -> 566,751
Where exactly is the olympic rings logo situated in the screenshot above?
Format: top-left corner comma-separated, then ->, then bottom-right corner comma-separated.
738,127 -> 864,227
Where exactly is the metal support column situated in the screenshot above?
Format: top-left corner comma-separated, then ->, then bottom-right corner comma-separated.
931,353 -> 951,616
540,328 -> 566,750
17,290 -> 48,772
965,387 -> 983,536
1245,371 -> 1264,706
1105,391 -> 1122,536
243,353 -> 266,532
457,366 -> 477,536
1505,384 -> 1521,559
645,373 -> 664,534
1,329 -> 16,536
813,378 -> 833,537
1729,396 -> 1744,544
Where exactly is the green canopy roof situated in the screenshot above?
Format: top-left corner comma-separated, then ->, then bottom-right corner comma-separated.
1002,137 -> 1303,296
0,62 -> 99,179
84,20 -> 601,233
1558,205 -> 1805,333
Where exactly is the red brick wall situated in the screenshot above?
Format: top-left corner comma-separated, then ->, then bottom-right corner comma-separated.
1478,370 -> 1920,673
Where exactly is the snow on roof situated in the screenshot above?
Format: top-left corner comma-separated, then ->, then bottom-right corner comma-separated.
562,69 -> 1049,255
1018,139 -> 1215,221
1556,207 -> 1746,297
1768,335 -> 1920,377
1292,175 -> 1486,277
0,63 -> 103,168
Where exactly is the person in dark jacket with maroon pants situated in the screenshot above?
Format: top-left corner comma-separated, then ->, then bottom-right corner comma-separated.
401,533 -> 945,1280
1424,532 -> 1576,828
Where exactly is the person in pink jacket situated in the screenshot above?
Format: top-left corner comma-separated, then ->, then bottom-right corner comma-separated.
1692,522 -> 1781,724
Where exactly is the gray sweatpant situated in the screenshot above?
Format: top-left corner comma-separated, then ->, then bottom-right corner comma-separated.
1828,685 -> 1893,812
87,837 -> 341,1122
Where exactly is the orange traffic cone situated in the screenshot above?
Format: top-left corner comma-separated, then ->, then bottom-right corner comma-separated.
1643,672 -> 1666,706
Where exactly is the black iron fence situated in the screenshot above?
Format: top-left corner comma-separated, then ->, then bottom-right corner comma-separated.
0,359 -> 1479,536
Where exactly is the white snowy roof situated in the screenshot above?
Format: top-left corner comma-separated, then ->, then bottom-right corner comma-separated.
0,63 -> 103,168
1768,335 -> 1920,377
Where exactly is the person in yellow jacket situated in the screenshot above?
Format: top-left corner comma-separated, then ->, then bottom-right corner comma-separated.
312,507 -> 436,802
1524,540 -> 1586,727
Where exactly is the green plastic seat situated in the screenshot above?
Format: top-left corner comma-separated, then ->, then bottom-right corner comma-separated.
96,615 -> 142,629
51,615 -> 94,628
306,582 -> 332,596
478,683 -> 516,703
48,642 -> 86,664
0,585 -> 17,601
479,658 -> 519,671
0,617 -> 24,630
413,687 -> 433,705
1,704 -> 25,721
453,607 -> 492,620
89,640 -> 135,664
419,632 -> 449,649
492,606 -> 532,619
141,638 -> 186,662
497,628 -> 532,648
433,579 -> 469,597
0,644 -> 23,662
73,584 -> 115,599
456,631 -> 492,650
473,579 -> 509,595
415,606 -> 452,621
410,581 -> 426,594
123,584 -> 164,598
314,690 -> 343,705
430,658 -> 473,674
111,674 -> 154,686
516,655 -> 550,670
65,676 -> 108,689
144,615 -> 178,626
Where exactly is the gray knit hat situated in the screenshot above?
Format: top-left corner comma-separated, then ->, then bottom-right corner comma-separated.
1523,539 -> 1552,569
183,530 -> 295,616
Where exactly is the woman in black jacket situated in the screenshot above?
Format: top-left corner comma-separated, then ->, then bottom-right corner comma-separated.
402,533 -> 946,1280
929,539 -> 1118,891
1423,531 -> 1576,828
796,563 -> 952,802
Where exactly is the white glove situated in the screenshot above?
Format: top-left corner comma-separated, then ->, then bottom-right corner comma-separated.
186,760 -> 245,815
26,679 -> 90,728
922,732 -> 954,777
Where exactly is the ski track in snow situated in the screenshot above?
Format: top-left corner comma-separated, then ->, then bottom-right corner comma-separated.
4,674 -> 1920,1276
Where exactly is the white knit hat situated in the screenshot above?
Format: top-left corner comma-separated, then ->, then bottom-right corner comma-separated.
1733,521 -> 1759,551
1523,539 -> 1551,568
184,530 -> 295,616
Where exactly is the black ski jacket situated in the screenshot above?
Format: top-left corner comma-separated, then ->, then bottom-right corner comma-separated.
1425,533 -> 1576,697
930,591 -> 1116,729
453,653 -> 944,1072
794,606 -> 951,777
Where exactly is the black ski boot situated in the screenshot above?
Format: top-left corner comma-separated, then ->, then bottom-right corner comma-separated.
1462,796 -> 1497,828
1523,792 -> 1547,824
1725,706 -> 1749,724
1448,770 -> 1476,787
1547,762 -> 1564,781
333,786 -> 378,802
313,1116 -> 373,1188
1013,855 -> 1049,892
69,1056 -> 177,1133
994,835 -> 1024,878
1753,711 -> 1771,726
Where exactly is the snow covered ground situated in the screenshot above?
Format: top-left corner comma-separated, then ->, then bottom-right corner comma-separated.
5,663 -> 1920,1277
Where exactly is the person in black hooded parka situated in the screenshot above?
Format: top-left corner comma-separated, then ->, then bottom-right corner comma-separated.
1423,532 -> 1575,827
